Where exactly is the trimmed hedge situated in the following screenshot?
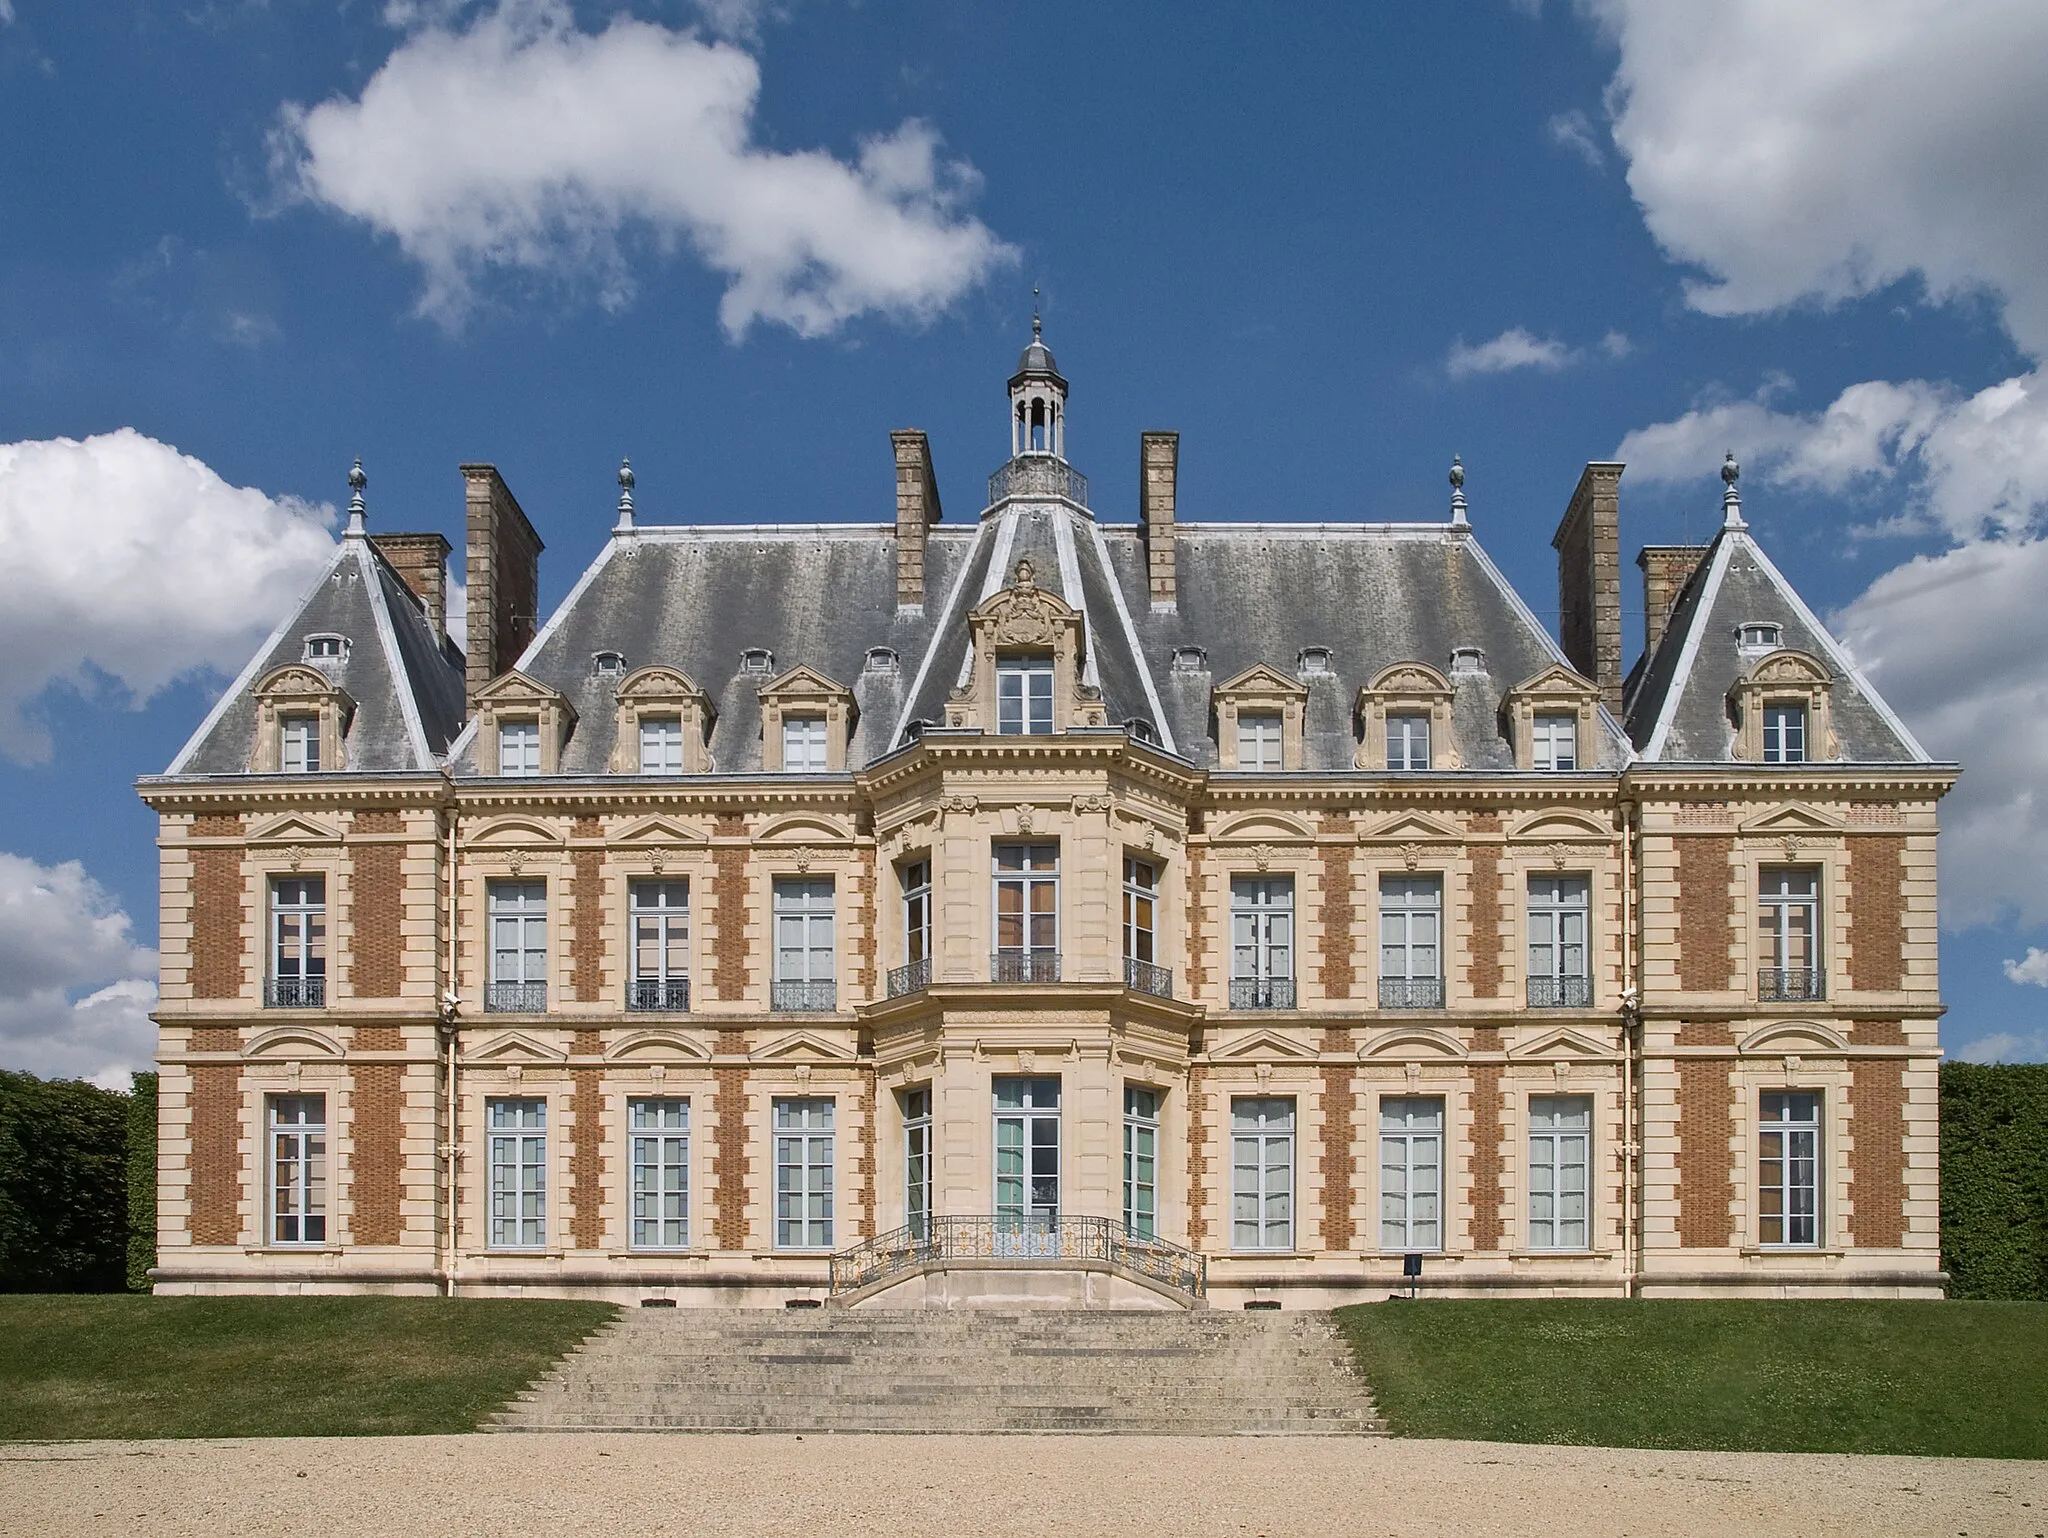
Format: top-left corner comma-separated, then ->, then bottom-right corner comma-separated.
127,1072 -> 158,1293
0,1070 -> 132,1292
1940,1062 -> 2048,1300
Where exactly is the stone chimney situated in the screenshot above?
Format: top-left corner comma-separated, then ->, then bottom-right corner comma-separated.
1552,462 -> 1625,714
1636,543 -> 1711,657
461,464 -> 544,713
371,532 -> 453,638
1140,431 -> 1178,610
891,430 -> 942,610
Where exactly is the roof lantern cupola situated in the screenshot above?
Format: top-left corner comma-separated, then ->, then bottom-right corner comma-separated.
1721,450 -> 1747,532
1008,289 -> 1069,461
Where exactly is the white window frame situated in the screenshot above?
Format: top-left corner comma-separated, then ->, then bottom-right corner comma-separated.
1123,857 -> 1158,966
1379,876 -> 1443,982
1379,1096 -> 1444,1251
629,879 -> 689,999
773,1097 -> 835,1249
1758,866 -> 1821,974
1527,1095 -> 1591,1251
497,720 -> 541,777
993,843 -> 1060,960
995,656 -> 1055,735
772,878 -> 836,984
900,860 -> 932,967
1527,875 -> 1589,984
1231,1097 -> 1295,1251
638,715 -> 685,773
1386,713 -> 1431,771
268,1093 -> 327,1246
993,1076 -> 1061,1225
903,1086 -> 932,1241
1763,702 -> 1808,763
629,1098 -> 690,1250
488,1098 -> 547,1250
270,876 -> 327,1000
1531,712 -> 1578,771
1758,1091 -> 1822,1248
280,714 -> 321,774
782,715 -> 829,772
1123,1085 -> 1159,1239
488,881 -> 548,987
1230,876 -> 1294,982
1237,712 -> 1284,772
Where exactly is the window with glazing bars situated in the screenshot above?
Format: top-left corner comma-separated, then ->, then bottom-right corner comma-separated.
1759,1091 -> 1821,1247
994,1077 -> 1061,1222
1758,867 -> 1820,994
773,878 -> 836,984
1123,856 -> 1157,964
488,882 -> 547,1005
488,1098 -> 546,1249
1230,876 -> 1293,990
1380,876 -> 1442,983
783,716 -> 829,771
903,1087 -> 932,1241
498,720 -> 541,776
1124,1086 -> 1159,1239
901,859 -> 931,965
1527,1095 -> 1590,1249
995,656 -> 1054,735
1763,703 -> 1807,763
638,716 -> 684,773
1380,1097 -> 1443,1249
1532,713 -> 1578,771
1232,1097 -> 1295,1250
270,876 -> 326,1006
629,880 -> 689,1009
774,1098 -> 835,1248
1527,875 -> 1589,1004
629,1098 -> 689,1248
994,844 -> 1058,964
1386,714 -> 1431,770
1237,713 -> 1283,771
268,1094 -> 326,1245
280,714 -> 320,773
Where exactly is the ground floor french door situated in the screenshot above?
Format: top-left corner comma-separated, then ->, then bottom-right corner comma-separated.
994,1076 -> 1060,1256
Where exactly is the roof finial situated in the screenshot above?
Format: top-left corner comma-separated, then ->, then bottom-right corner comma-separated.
345,457 -> 367,538
1721,449 -> 1746,531
1448,454 -> 1469,530
1031,285 -> 1041,341
614,457 -> 636,534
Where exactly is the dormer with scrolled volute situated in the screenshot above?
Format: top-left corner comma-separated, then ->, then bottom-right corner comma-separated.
1354,661 -> 1457,770
946,558 -> 1106,733
1730,649 -> 1836,763
250,664 -> 355,773
610,666 -> 715,774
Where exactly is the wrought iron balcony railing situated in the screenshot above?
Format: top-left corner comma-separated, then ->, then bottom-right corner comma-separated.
265,976 -> 325,1008
771,978 -> 837,1012
887,956 -> 932,998
991,951 -> 1061,984
1759,967 -> 1825,1002
628,976 -> 690,1012
829,1213 -> 1205,1300
987,455 -> 1089,508
485,981 -> 547,1014
1124,958 -> 1173,999
1229,977 -> 1295,1010
1527,975 -> 1592,1008
1379,976 -> 1445,1009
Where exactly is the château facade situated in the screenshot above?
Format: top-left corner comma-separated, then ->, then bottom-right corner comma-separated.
139,327 -> 1953,1306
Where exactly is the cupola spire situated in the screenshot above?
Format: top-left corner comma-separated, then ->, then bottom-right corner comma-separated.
1008,288 -> 1069,460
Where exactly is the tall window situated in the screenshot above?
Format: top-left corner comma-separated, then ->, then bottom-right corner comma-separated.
1763,703 -> 1808,763
629,1098 -> 689,1249
774,1098 -> 835,1249
269,876 -> 326,1008
994,1077 -> 1061,1225
1379,876 -> 1443,1007
487,881 -> 547,1012
280,714 -> 320,774
1237,713 -> 1283,771
1527,1095 -> 1590,1250
488,1098 -> 546,1249
772,878 -> 835,1010
1122,856 -> 1167,995
1230,876 -> 1294,1008
1232,1097 -> 1295,1251
498,720 -> 541,777
1124,1086 -> 1159,1239
638,716 -> 684,773
1758,867 -> 1822,1000
903,1087 -> 932,1241
895,860 -> 932,996
1386,714 -> 1431,771
1380,1097 -> 1444,1250
995,656 -> 1054,735
783,716 -> 828,772
1527,875 -> 1590,1007
1759,1091 -> 1821,1247
268,1094 -> 326,1246
1532,713 -> 1578,771
993,844 -> 1059,981
629,880 -> 689,1011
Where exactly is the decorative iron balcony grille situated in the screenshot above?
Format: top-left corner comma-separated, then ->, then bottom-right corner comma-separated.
1759,967 -> 1825,1002
987,456 -> 1089,508
887,956 -> 932,998
829,1213 -> 1205,1301
265,976 -> 325,1008
1229,977 -> 1295,1010
1527,975 -> 1592,1008
485,981 -> 547,1014
628,977 -> 690,1012
1379,977 -> 1445,1009
1124,958 -> 1173,999
771,979 -> 837,1012
991,951 -> 1061,984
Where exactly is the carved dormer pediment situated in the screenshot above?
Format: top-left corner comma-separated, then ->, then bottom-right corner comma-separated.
473,670 -> 576,776
1500,663 -> 1603,771
1729,649 -> 1837,763
948,559 -> 1105,733
612,665 -> 714,774
758,666 -> 857,771
249,664 -> 356,773
1213,664 -> 1310,770
1355,661 -> 1458,770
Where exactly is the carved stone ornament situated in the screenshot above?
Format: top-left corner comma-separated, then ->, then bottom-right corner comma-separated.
1782,835 -> 1802,862
1254,842 -> 1273,872
1549,841 -> 1570,871
1254,1062 -> 1273,1089
649,1063 -> 666,1082
939,794 -> 979,814
1071,795 -> 1113,814
794,845 -> 814,873
794,1063 -> 812,1087
1018,1049 -> 1036,1073
1405,1061 -> 1422,1089
649,847 -> 668,874
1142,827 -> 1158,853
508,849 -> 528,875
507,1063 -> 523,1081
989,559 -> 1062,648
1783,1054 -> 1802,1082
286,844 -> 306,872
1017,805 -> 1036,835
1401,842 -> 1422,872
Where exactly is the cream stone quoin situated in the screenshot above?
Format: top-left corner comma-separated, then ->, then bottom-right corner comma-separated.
138,338 -> 1954,1309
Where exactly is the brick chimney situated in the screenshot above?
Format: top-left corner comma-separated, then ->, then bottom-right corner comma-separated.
1140,431 -> 1178,611
1552,462 -> 1625,714
891,430 -> 942,610
460,464 -> 544,713
371,532 -> 453,638
1636,543 -> 1711,657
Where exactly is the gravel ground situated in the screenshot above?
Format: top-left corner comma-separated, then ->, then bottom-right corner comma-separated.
2,1433 -> 2043,1538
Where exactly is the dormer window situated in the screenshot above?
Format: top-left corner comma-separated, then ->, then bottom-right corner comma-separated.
591,650 -> 627,678
1355,663 -> 1455,771
281,714 -> 321,773
1237,713 -> 1283,771
610,667 -> 712,775
996,656 -> 1055,735
498,720 -> 541,776
865,647 -> 900,675
1730,650 -> 1834,764
1128,717 -> 1159,746
1739,622 -> 1782,652
1450,647 -> 1486,676
1763,703 -> 1807,763
1532,713 -> 1578,772
1386,714 -> 1431,771
250,663 -> 353,774
303,634 -> 349,664
740,648 -> 775,675
1171,646 -> 1208,673
1296,646 -> 1333,678
783,716 -> 829,772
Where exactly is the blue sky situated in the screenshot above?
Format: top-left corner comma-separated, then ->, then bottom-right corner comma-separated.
4,0 -> 2047,1082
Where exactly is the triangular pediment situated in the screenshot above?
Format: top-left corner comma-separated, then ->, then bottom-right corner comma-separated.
1215,662 -> 1309,700
1509,1027 -> 1612,1060
246,813 -> 345,847
612,815 -> 709,847
1212,812 -> 1315,844
1357,810 -> 1465,843
758,665 -> 851,701
1507,663 -> 1600,699
751,1029 -> 859,1063
1739,804 -> 1844,834
606,1029 -> 712,1062
1211,1027 -> 1321,1061
1361,1027 -> 1466,1060
1507,809 -> 1612,842
466,1031 -> 567,1064
469,816 -> 567,848
474,669 -> 566,707
241,1025 -> 344,1059
1739,1020 -> 1850,1055
757,814 -> 856,844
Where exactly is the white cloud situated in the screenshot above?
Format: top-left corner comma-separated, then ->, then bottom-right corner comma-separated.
0,2 -> 15,24
2004,948 -> 2048,986
690,0 -> 784,44
1600,330 -> 1632,360
1547,109 -> 1605,170
1446,327 -> 1577,379
272,0 -> 1015,334
445,570 -> 469,651
0,430 -> 338,764
0,852 -> 157,1089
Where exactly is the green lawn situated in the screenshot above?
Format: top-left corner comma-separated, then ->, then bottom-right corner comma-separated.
0,1295 -> 616,1440
1337,1298 -> 2048,1459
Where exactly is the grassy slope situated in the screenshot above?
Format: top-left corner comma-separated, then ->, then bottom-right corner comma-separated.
0,1295 -> 616,1440
1337,1298 -> 2048,1459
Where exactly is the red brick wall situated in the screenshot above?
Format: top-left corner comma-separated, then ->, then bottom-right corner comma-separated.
348,844 -> 405,998
712,815 -> 749,1004
189,1066 -> 242,1245
350,1064 -> 404,1245
712,1063 -> 749,1249
571,834 -> 605,1005
1185,846 -> 1209,997
1675,837 -> 1735,992
1185,1065 -> 1212,1250
570,1068 -> 604,1250
1676,1059 -> 1733,1248
1467,848 -> 1503,999
1316,823 -> 1353,1000
191,838 -> 247,1000
1319,1029 -> 1354,1250
856,848 -> 878,1003
1470,1063 -> 1504,1250
1848,835 -> 1907,993
1850,1060 -> 1907,1248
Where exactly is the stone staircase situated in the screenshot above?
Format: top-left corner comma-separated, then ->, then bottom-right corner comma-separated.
486,1308 -> 1384,1435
